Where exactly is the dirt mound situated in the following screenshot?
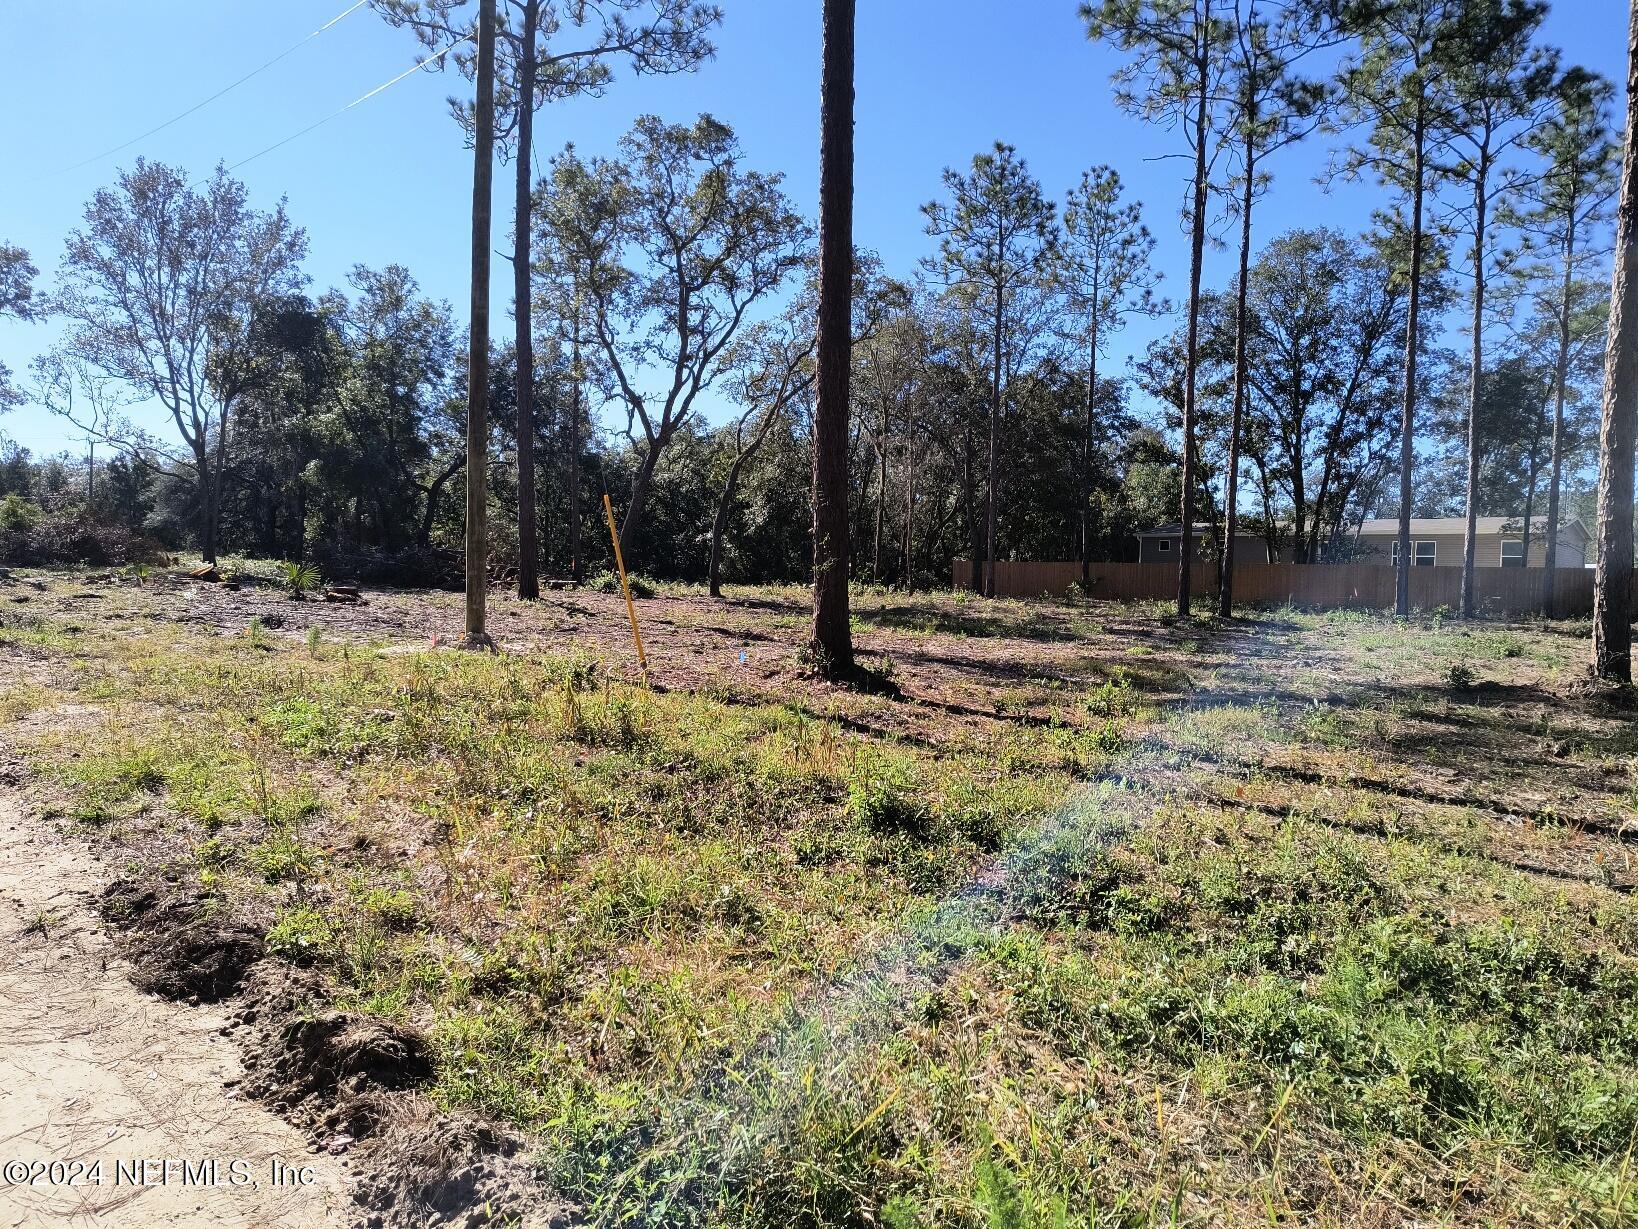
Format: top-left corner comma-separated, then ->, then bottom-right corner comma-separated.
257,1011 -> 433,1105
1562,673 -> 1638,710
236,965 -> 433,1138
349,1108 -> 571,1229
99,875 -> 265,1001
230,969 -> 565,1228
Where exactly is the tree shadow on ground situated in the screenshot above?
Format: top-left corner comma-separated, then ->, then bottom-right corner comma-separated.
851,603 -> 1080,643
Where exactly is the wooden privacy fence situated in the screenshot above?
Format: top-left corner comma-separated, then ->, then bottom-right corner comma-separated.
951,559 -> 1616,618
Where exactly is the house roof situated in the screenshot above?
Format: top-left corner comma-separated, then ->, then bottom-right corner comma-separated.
1136,523 -> 1270,538
1134,517 -> 1591,542
1135,523 -> 1214,537
1356,517 -> 1589,541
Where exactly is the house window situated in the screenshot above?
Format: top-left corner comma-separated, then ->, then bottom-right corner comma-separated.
1415,541 -> 1436,567
1157,538 -> 1171,553
1501,539 -> 1525,568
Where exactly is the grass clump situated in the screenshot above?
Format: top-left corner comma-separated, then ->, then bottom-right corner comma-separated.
267,904 -> 337,959
845,751 -> 932,837
588,568 -> 655,599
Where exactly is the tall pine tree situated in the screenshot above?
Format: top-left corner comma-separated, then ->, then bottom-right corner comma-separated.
811,0 -> 857,674
1593,0 -> 1638,683
1334,0 -> 1458,616
922,145 -> 1057,598
1084,0 -> 1231,615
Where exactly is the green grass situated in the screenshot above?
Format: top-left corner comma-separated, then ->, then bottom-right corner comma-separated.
8,587 -> 1638,1227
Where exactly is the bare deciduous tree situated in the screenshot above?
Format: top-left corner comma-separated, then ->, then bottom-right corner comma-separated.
53,160 -> 307,562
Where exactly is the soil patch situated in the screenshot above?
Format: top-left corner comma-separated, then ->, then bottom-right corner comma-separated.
99,875 -> 266,1002
348,1108 -> 569,1229
227,963 -> 567,1228
0,794 -> 348,1228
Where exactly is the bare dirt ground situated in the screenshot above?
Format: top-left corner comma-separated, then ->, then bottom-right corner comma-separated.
0,794 -> 349,1229
3,568 -> 1225,739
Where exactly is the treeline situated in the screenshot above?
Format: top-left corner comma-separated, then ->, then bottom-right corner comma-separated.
0,137 -> 1190,587
0,227 -> 1175,588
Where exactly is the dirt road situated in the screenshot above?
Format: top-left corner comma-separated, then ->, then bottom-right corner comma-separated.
0,796 -> 349,1229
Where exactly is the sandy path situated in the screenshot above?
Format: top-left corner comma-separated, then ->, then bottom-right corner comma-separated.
0,797 -> 349,1229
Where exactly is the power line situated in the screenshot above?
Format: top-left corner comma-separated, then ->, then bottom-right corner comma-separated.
223,36 -> 472,174
47,0 -> 372,178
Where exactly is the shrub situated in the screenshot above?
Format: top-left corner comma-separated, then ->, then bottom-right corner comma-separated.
0,494 -> 42,533
1085,669 -> 1134,718
589,568 -> 656,599
0,509 -> 167,568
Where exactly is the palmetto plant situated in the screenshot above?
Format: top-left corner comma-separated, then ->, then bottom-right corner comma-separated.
278,560 -> 321,601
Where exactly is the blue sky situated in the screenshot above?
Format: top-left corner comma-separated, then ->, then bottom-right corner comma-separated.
0,0 -> 1628,459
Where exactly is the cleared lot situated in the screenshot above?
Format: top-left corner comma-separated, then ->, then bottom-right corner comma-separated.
2,567 -> 1635,1227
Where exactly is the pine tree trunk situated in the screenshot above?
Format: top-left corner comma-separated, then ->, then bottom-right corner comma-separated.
568,290 -> 584,584
963,414 -> 983,593
903,432 -> 916,592
1460,178 -> 1487,619
1081,323 -> 1098,592
1221,127 -> 1254,618
810,0 -> 856,673
514,0 -> 540,600
874,423 -> 887,582
985,280 -> 1003,599
1593,0 -> 1638,682
1177,0 -> 1211,618
1397,100 -> 1427,619
463,0 -> 497,646
1543,218 -> 1576,616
